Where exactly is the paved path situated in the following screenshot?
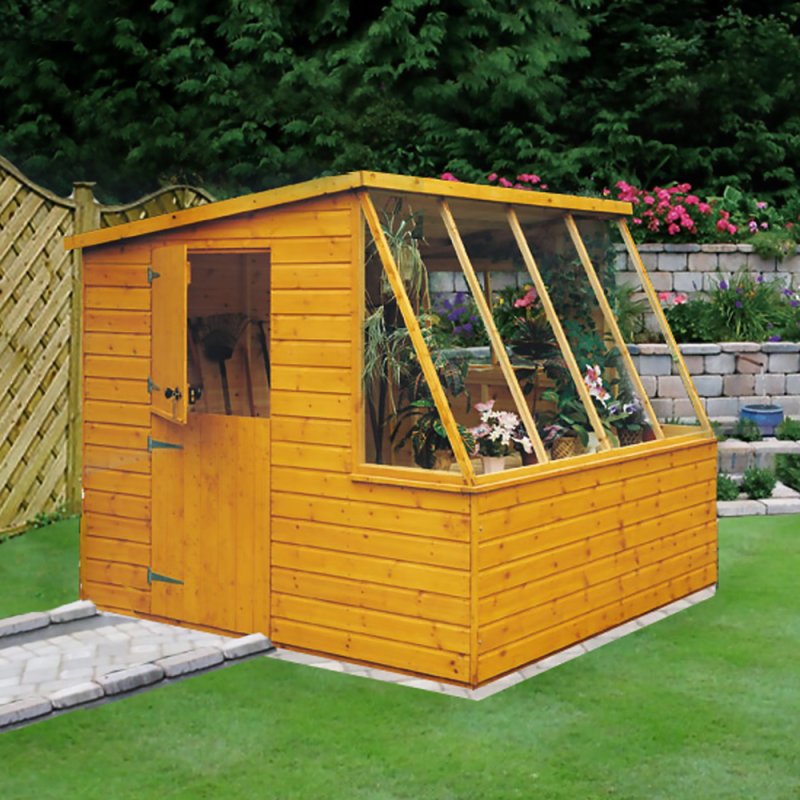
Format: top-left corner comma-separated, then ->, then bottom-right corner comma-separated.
0,602 -> 271,730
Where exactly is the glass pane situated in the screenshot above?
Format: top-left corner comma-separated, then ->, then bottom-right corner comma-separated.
362,192 -> 484,473
504,209 -> 615,458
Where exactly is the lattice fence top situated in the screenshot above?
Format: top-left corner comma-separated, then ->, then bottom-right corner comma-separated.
0,154 -> 213,533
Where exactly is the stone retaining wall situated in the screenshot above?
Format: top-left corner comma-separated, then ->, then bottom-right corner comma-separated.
631,342 -> 800,420
614,243 -> 800,295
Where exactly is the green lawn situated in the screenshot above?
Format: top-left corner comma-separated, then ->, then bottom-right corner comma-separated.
1,516 -> 798,800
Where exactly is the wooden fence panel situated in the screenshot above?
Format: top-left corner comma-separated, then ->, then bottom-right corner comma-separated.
0,155 -> 213,533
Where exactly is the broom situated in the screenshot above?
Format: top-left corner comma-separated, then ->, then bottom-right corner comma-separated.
196,313 -> 249,415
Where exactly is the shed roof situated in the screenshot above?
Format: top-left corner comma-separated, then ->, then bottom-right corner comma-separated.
65,171 -> 632,251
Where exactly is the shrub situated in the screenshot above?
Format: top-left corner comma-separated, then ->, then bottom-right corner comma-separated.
776,455 -> 800,493
717,474 -> 740,502
741,466 -> 777,500
732,418 -> 762,442
775,417 -> 800,441
662,297 -> 713,342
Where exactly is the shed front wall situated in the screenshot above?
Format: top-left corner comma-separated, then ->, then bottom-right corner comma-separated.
80,192 -> 474,682
475,438 -> 718,683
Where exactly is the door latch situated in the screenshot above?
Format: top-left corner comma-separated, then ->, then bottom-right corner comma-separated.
164,386 -> 183,401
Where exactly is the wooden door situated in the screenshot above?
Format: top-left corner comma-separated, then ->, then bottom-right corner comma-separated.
150,413 -> 271,634
151,245 -> 189,423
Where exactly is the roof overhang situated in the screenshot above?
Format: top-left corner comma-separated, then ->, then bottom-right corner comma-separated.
64,171 -> 633,251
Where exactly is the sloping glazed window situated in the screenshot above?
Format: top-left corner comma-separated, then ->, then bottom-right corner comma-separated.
358,190 -> 710,484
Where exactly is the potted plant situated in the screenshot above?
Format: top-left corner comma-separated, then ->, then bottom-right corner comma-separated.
393,398 -> 474,470
470,399 -> 533,473
608,396 -> 648,446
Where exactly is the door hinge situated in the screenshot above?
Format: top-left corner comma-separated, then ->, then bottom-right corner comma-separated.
147,267 -> 161,283
147,377 -> 160,393
147,567 -> 184,586
147,436 -> 183,451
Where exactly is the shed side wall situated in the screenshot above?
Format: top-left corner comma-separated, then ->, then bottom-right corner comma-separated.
476,439 -> 718,683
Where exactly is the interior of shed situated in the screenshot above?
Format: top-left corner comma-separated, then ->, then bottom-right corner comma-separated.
361,189 -> 709,476
186,250 -> 271,418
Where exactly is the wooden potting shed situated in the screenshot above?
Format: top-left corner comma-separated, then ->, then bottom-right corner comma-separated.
65,172 -> 717,687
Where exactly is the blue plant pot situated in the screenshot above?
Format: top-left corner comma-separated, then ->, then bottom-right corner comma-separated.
740,404 -> 784,436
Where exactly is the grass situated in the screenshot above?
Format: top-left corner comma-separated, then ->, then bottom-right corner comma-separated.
1,515 -> 798,799
0,518 -> 79,616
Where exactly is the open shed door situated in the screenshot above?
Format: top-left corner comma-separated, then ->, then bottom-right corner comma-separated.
151,245 -> 189,424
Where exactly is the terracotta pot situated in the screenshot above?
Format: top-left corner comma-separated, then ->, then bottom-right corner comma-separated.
481,455 -> 506,474
433,450 -> 453,471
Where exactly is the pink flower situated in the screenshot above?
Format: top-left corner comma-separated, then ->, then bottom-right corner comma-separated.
668,223 -> 680,235
632,217 -> 642,225
602,188 -> 611,197
644,195 -> 655,205
756,201 -> 767,210
658,291 -> 671,303
673,293 -> 688,305
677,183 -> 692,193
685,195 -> 699,205
513,287 -> 538,308
487,172 -> 498,183
440,172 -> 459,182
749,220 -> 758,233
697,202 -> 712,214
474,400 -> 495,415
498,177 -> 513,188
540,184 -> 548,190
716,218 -> 729,233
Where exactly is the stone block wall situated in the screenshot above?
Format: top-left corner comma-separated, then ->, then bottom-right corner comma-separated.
614,243 -> 800,295
631,342 -> 800,421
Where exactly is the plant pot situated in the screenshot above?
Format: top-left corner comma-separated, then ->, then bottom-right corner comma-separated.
551,436 -> 582,460
520,450 -> 539,466
432,450 -> 453,471
617,428 -> 644,447
642,425 -> 657,442
481,455 -> 506,474
740,404 -> 784,436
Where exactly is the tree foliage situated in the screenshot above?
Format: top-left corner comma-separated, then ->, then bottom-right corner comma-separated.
1,1 -> 799,202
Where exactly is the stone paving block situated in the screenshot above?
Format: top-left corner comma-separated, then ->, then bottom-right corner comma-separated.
763,498 -> 800,515
0,611 -> 50,639
221,633 -> 273,660
49,600 -> 97,624
720,341 -> 761,353
157,647 -> 223,678
96,663 -> 164,695
768,353 -> 800,372
0,697 -> 52,727
717,499 -> 767,517
0,660 -> 24,679
96,640 -> 133,658
680,343 -> 720,355
49,681 -> 104,710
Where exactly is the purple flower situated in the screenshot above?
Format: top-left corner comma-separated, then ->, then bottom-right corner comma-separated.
784,289 -> 793,297
462,322 -> 474,334
769,335 -> 782,342
735,301 -> 743,308
757,274 -> 764,283
736,286 -> 743,294
719,280 -> 728,290
792,301 -> 799,308
447,310 -> 461,322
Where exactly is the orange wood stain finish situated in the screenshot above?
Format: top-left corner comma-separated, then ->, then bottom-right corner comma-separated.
76,185 -> 718,687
